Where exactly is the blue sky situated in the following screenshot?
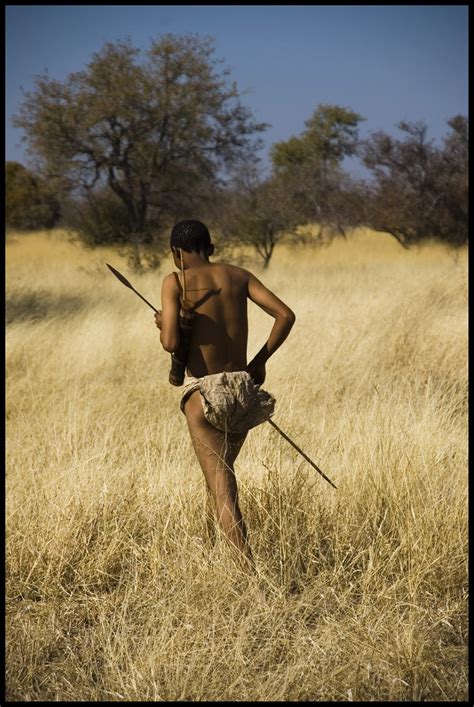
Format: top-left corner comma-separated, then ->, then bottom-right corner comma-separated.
5,5 -> 468,177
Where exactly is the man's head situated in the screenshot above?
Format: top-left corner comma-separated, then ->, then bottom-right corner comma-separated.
170,220 -> 214,262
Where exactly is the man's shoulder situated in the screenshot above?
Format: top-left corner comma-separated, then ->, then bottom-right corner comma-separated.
214,261 -> 252,279
161,272 -> 180,290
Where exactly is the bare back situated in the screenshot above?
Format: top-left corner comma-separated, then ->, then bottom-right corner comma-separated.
180,262 -> 249,377
160,253 -> 295,383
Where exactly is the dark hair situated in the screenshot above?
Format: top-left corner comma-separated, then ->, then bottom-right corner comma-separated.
170,220 -> 211,253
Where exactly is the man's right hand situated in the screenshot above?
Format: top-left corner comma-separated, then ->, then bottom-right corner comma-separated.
154,311 -> 163,330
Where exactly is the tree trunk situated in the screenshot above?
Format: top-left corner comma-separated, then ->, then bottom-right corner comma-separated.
372,225 -> 410,249
336,224 -> 347,239
262,250 -> 272,269
262,226 -> 276,269
127,232 -> 145,272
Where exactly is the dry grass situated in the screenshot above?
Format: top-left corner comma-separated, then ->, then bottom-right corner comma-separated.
6,227 -> 468,701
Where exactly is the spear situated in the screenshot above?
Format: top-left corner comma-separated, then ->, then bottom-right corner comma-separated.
106,263 -> 337,489
106,263 -> 160,313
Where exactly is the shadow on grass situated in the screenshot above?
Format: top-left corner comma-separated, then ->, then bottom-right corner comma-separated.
6,289 -> 87,324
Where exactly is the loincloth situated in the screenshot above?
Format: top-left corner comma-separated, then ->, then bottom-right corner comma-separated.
180,370 -> 275,434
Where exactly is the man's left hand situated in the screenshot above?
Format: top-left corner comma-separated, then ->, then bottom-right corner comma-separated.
247,357 -> 266,385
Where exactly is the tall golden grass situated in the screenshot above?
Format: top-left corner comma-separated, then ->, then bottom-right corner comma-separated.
6,228 -> 468,701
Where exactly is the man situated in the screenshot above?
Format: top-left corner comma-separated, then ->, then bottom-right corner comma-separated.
155,220 -> 295,572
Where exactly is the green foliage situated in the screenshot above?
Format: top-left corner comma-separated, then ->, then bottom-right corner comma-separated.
271,104 -> 365,173
268,104 -> 467,250
434,115 -> 468,246
13,34 -> 268,268
6,161 -> 60,230
268,105 -> 366,242
219,163 -> 304,268
62,188 -> 169,272
271,136 -> 308,172
217,104 -> 368,267
64,188 -> 137,247
361,117 -> 468,247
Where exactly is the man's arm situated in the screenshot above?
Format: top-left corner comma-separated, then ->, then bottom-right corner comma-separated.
246,272 -> 296,384
159,274 -> 180,353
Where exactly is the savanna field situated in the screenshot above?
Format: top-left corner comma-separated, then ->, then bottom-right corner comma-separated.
6,227 -> 468,702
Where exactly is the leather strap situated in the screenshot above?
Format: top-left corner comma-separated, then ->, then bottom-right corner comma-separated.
173,270 -> 183,296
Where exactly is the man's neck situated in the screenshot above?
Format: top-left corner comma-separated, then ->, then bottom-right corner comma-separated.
181,251 -> 209,269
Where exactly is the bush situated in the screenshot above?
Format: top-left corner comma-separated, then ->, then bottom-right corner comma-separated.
6,161 -> 60,230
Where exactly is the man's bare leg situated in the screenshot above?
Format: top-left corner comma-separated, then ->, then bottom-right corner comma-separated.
204,484 -> 217,545
184,390 -> 253,573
